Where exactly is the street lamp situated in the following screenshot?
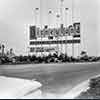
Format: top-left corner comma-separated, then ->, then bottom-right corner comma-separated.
48,10 -> 53,55
56,13 -> 60,54
60,0 -> 64,25
72,0 -> 74,58
34,7 -> 39,56
60,0 -> 64,54
65,8 -> 69,55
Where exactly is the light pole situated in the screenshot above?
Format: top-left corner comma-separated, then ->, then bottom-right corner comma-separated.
0,44 -> 1,55
35,8 -> 39,56
24,24 -> 30,56
40,0 -> 43,57
56,14 -> 60,55
60,0 -> 64,25
76,22 -> 81,57
27,47 -> 30,56
72,0 -> 74,58
60,0 -> 64,54
65,8 -> 69,55
35,8 -> 39,35
48,10 -> 52,55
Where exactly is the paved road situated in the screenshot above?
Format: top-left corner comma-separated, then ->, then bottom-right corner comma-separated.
0,62 -> 100,98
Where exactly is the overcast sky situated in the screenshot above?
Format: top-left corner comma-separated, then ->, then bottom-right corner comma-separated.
0,0 -> 100,56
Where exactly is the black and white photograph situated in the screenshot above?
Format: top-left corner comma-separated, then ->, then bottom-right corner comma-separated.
0,0 -> 100,99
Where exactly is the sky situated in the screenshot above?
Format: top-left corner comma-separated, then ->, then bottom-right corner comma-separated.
0,0 -> 100,56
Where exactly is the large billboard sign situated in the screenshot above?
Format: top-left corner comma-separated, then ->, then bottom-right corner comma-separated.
29,23 -> 80,39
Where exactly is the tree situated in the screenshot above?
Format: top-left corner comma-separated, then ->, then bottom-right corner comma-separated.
0,44 -> 1,50
1,44 -> 5,56
80,51 -> 89,62
80,51 -> 88,57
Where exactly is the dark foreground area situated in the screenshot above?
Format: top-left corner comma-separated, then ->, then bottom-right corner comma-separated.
76,76 -> 100,99
1,62 -> 100,98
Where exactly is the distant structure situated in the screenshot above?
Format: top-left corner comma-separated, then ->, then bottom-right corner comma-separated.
0,44 -> 5,57
0,43 -> 15,60
28,0 -> 81,57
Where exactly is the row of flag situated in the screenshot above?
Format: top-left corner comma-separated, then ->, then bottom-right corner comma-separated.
30,22 -> 80,40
